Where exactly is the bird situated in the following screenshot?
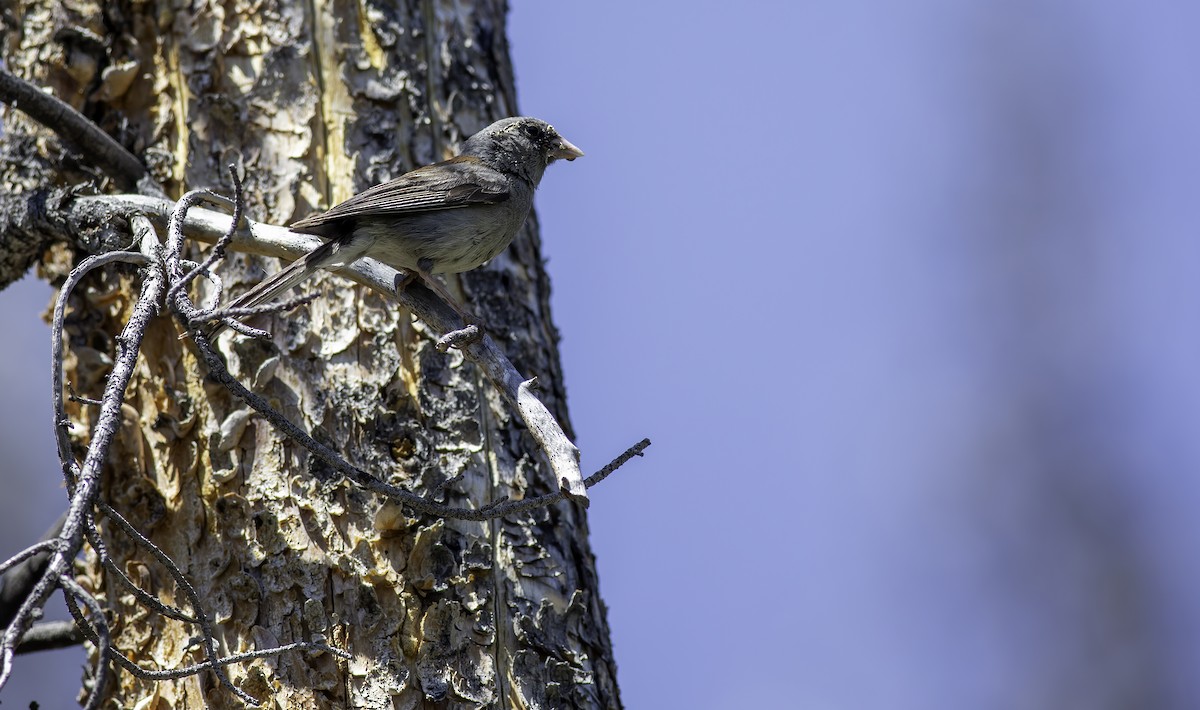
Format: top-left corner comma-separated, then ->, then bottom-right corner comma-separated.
213,116 -> 582,335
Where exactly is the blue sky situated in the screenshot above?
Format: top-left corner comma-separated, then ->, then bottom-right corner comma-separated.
508,1 -> 1200,708
5,1 -> 1200,708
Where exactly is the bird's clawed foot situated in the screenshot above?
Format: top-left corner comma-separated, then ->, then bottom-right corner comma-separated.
395,267 -> 485,351
436,324 -> 483,352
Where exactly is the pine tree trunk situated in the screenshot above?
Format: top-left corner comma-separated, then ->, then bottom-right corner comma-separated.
0,0 -> 619,707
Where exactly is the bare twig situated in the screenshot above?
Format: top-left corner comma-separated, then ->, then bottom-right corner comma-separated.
128,215 -> 256,703
584,438 -> 651,488
0,515 -> 65,628
58,559 -> 345,691
168,167 -> 243,303
103,640 -> 352,682
0,539 -> 58,579
0,225 -> 164,693
66,382 -> 102,406
58,559 -> 337,705
164,189 -> 231,284
50,248 -> 152,491
93,500 -> 208,626
436,324 -> 482,352
15,620 -> 84,654
220,317 -> 272,339
189,292 -> 317,328
177,258 -> 226,310
59,574 -> 110,710
82,520 -> 197,624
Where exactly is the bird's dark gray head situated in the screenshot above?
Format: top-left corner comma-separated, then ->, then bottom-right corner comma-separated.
461,117 -> 583,186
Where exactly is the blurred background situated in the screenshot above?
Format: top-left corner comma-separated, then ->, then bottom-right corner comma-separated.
4,0 -> 1200,707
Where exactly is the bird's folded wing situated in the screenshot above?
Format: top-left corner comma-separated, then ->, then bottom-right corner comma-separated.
290,155 -> 511,233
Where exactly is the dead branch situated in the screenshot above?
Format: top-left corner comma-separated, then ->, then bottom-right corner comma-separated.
0,68 -> 148,191
15,620 -> 84,654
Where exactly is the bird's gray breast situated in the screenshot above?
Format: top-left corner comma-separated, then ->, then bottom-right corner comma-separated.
356,186 -> 533,274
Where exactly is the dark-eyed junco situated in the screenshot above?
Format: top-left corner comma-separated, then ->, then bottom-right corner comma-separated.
216,117 -> 582,333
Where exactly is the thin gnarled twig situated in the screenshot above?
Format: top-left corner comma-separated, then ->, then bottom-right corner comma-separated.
127,215 -> 255,703
95,500 -> 213,626
168,167 -> 243,304
58,567 -> 343,696
189,291 -> 317,328
0,540 -> 58,577
435,324 -> 481,352
83,520 -> 197,624
49,249 -> 151,493
59,575 -> 111,710
0,227 -> 164,694
15,620 -> 85,654
584,438 -> 651,488
66,381 -> 103,406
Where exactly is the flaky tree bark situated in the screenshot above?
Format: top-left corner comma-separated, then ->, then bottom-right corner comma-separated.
1,1 -> 620,707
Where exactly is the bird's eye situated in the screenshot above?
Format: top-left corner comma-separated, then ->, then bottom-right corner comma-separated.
523,123 -> 545,140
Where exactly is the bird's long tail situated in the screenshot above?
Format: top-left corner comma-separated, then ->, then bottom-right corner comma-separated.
205,236 -> 358,338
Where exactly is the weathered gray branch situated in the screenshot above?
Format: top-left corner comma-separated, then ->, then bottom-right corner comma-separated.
0,68 -> 146,189
14,620 -> 84,654
0,221 -> 169,702
0,515 -> 64,629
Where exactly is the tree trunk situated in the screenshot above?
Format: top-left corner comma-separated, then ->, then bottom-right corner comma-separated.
1,0 -> 619,707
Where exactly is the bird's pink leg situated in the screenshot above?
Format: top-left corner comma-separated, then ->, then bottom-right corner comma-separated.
396,259 -> 479,326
